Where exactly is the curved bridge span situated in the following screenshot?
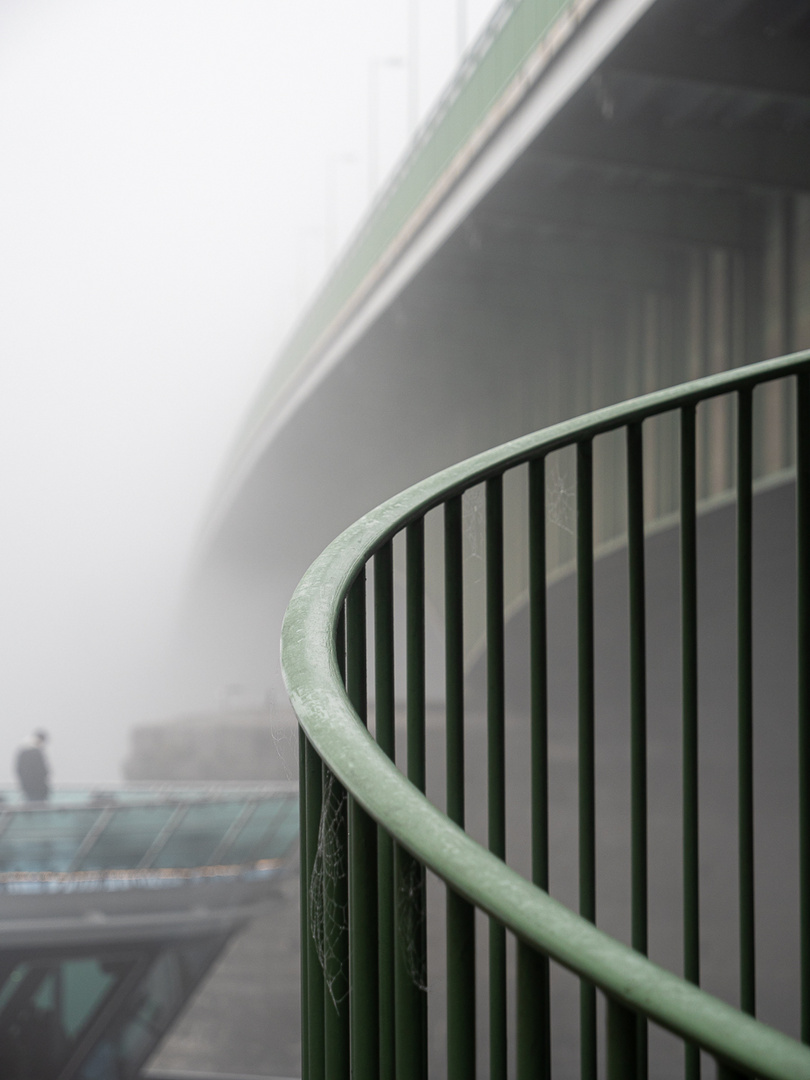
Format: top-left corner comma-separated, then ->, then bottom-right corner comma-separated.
191,0 -> 810,709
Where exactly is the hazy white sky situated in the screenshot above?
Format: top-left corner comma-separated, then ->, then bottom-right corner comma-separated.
0,0 -> 499,784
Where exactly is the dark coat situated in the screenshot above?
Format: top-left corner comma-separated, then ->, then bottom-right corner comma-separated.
16,746 -> 49,801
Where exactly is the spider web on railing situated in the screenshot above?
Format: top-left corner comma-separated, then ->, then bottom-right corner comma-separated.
309,771 -> 428,1005
309,770 -> 349,1010
546,458 -> 577,536
462,485 -> 486,572
397,852 -> 427,992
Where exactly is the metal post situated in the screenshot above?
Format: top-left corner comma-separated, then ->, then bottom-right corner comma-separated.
446,494 -> 475,1080
304,736 -> 325,1080
627,421 -> 649,1079
487,474 -> 507,1080
347,572 -> 379,1078
396,519 -> 428,1079
798,371 -> 810,1042
681,404 -> 700,1080
300,728 -> 311,1080
737,388 -> 755,1017
577,439 -> 596,1080
374,544 -> 396,1080
606,997 -> 638,1080
527,456 -> 551,1079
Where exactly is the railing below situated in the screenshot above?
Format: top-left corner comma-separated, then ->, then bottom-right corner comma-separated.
282,350 -> 810,1079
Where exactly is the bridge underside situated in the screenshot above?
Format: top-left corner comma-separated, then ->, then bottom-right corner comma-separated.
189,0 -> 810,704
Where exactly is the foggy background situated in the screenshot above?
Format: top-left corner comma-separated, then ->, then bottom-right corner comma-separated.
0,0 -> 500,784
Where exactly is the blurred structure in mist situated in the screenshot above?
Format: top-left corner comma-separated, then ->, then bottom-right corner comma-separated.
124,707 -> 298,782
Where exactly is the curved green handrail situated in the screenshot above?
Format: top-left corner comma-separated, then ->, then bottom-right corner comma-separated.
282,348 -> 810,1079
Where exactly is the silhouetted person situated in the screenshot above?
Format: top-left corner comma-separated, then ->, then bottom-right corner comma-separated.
15,730 -> 50,801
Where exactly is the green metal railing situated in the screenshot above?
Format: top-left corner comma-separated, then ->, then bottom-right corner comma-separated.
282,350 -> 810,1079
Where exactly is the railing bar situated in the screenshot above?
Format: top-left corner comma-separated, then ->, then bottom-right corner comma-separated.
716,1064 -> 747,1080
627,421 -> 649,1080
330,602 -> 348,1079
322,763 -> 350,1080
606,996 -> 639,1080
446,495 -> 465,827
394,844 -> 427,1080
445,494 -> 475,1079
304,736 -> 325,1080
374,544 -> 396,1080
398,520 -> 428,1079
375,543 -> 396,763
529,458 -> 549,889
379,822 -> 395,1080
737,388 -> 756,1018
516,940 -> 550,1080
347,572 -> 379,1077
299,728 -> 311,1080
577,438 -> 597,1080
407,519 -> 427,794
798,370 -> 810,1043
681,403 -> 701,1080
528,457 -> 551,1079
447,886 -> 476,1080
487,474 -> 507,1080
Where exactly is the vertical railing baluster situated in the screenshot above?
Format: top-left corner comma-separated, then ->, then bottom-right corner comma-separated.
446,493 -> 476,1080
304,734 -> 325,1080
447,495 -> 466,829
529,458 -> 549,892
396,519 -> 428,1080
715,1063 -> 746,1080
322,761 -> 350,1080
517,942 -> 547,1080
577,439 -> 597,1080
798,371 -> 810,1043
606,997 -> 638,1080
322,610 -> 349,1080
300,727 -> 310,1080
407,519 -> 427,795
518,456 -> 551,1080
627,422 -> 649,1079
737,388 -> 756,1018
375,543 -> 396,1080
347,571 -> 379,1078
681,403 -> 701,1080
487,475 -> 507,1080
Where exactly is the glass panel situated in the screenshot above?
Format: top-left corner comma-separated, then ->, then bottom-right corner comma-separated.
61,959 -> 116,1039
0,965 -> 66,1077
0,792 -> 298,872
0,962 -> 30,1013
113,938 -> 225,1076
152,802 -> 245,869
0,952 -> 137,1080
226,796 -> 299,863
78,805 -> 177,870
0,809 -> 102,872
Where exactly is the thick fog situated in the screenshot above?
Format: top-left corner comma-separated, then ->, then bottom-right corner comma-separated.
0,0 -> 499,785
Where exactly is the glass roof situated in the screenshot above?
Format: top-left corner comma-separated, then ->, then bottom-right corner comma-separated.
0,786 -> 298,877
